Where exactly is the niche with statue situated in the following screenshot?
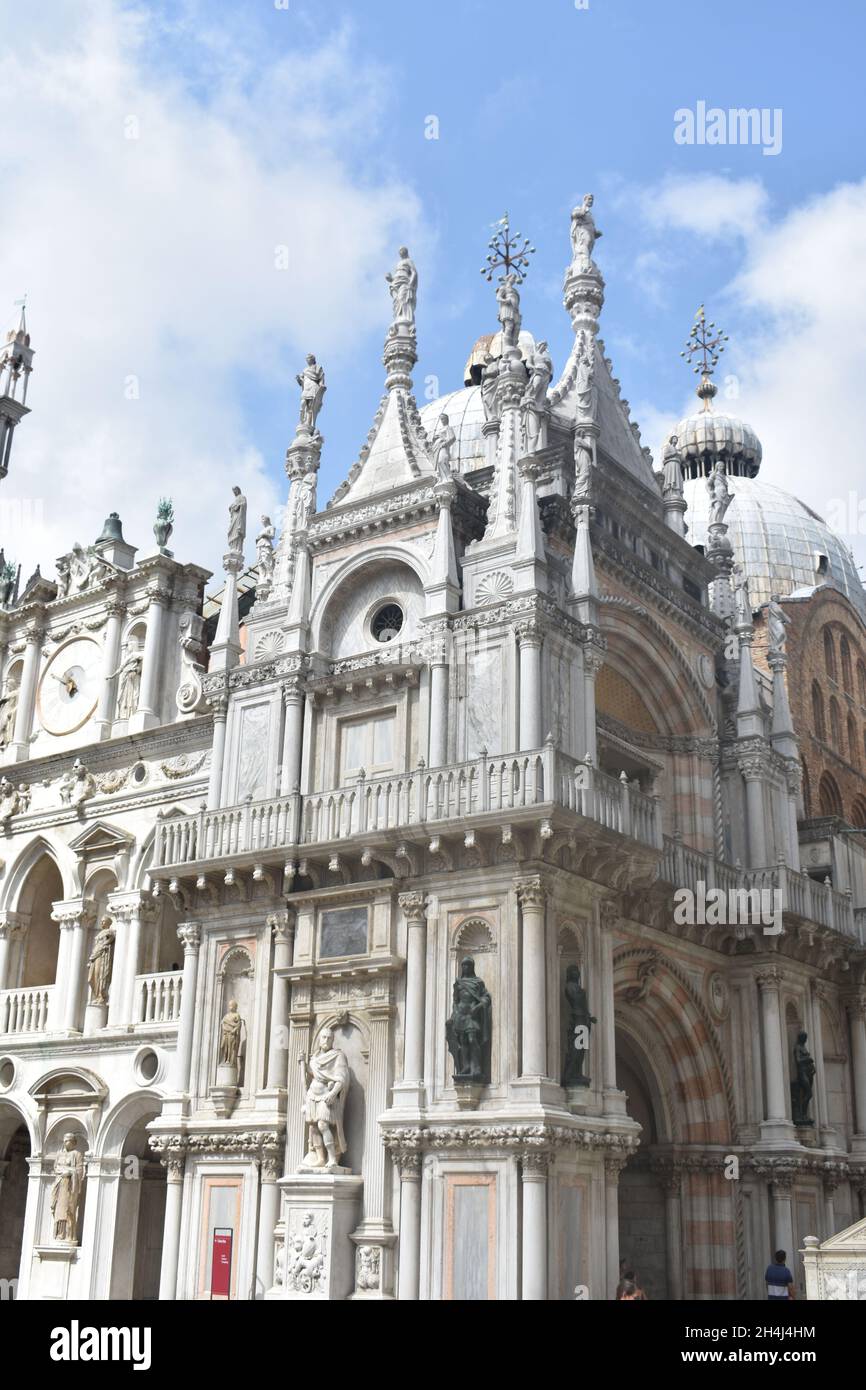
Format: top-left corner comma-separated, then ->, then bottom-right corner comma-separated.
211,945 -> 254,1117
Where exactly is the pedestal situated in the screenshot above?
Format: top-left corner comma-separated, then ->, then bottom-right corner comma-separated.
267,1173 -> 363,1301
211,1063 -> 240,1117
84,1001 -> 108,1034
34,1243 -> 79,1299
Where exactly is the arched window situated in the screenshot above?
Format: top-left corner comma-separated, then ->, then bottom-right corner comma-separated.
824,628 -> 837,681
848,715 -> 858,766
812,682 -> 825,741
840,634 -> 853,693
851,794 -> 866,829
801,761 -> 811,818
819,771 -> 843,818
829,696 -> 841,750
858,659 -> 866,707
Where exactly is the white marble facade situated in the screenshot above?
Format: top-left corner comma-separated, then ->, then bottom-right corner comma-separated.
1,202 -> 866,1303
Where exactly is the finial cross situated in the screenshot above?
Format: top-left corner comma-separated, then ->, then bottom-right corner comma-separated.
480,213 -> 535,284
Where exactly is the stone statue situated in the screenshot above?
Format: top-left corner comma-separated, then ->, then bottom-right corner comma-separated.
87,916 -> 115,1006
293,471 -> 317,533
227,486 -> 247,554
524,340 -> 553,408
287,1212 -> 324,1292
495,274 -> 522,352
55,554 -> 72,599
50,1134 -> 84,1243
790,1031 -> 816,1125
109,649 -> 142,721
480,352 -> 500,422
574,333 -> 595,423
573,430 -> 594,502
431,413 -> 456,481
561,965 -> 596,1087
385,246 -> 418,328
59,759 -> 97,807
706,460 -> 733,526
767,594 -> 790,658
732,564 -> 751,629
301,1025 -> 350,1170
570,193 -> 602,272
256,515 -> 276,581
0,776 -> 19,821
296,354 -> 326,434
445,956 -> 492,1085
0,673 -> 18,748
661,435 -> 683,498
356,1245 -> 380,1291
219,998 -> 243,1069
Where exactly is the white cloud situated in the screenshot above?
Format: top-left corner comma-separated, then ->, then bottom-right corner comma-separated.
633,173 -> 866,579
638,173 -> 769,242
0,2 -> 423,584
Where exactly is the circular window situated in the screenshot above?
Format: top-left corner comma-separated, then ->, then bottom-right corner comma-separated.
133,1047 -> 161,1085
371,603 -> 404,643
0,1057 -> 16,1090
132,762 -> 147,784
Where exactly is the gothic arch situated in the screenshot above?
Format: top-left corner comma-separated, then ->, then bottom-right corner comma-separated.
600,596 -> 716,733
0,834 -> 75,911
613,945 -> 735,1144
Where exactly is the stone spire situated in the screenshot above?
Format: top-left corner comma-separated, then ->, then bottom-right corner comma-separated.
267,354 -> 326,612
0,301 -> 35,482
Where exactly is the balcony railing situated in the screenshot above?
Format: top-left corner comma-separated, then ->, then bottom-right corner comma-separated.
658,837 -> 863,943
135,971 -> 183,1025
0,985 -> 52,1035
154,747 -> 663,870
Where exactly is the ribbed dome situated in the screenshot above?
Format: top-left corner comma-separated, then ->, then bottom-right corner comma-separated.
419,385 -> 487,474
683,472 -> 866,620
463,328 -> 537,386
674,407 -> 762,475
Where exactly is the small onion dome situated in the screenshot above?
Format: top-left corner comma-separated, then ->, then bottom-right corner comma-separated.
463,328 -> 537,386
674,406 -> 763,479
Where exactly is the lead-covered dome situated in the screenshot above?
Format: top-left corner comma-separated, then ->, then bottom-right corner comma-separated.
674,407 -> 762,475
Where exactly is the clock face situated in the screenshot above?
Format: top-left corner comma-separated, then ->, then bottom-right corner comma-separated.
37,637 -> 101,736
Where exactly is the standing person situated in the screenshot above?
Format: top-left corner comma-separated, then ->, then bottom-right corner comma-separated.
765,1249 -> 795,1300
615,1265 -> 647,1300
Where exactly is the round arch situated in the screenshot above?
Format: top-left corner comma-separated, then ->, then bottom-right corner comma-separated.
600,596 -> 716,735
309,542 -> 430,655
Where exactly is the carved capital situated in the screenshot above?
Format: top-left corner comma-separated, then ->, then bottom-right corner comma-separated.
177,921 -> 202,955
398,891 -> 428,924
268,909 -> 296,945
281,676 -> 305,706
514,618 -> 543,649
521,1150 -> 551,1180
516,876 -> 546,911
756,967 -> 784,993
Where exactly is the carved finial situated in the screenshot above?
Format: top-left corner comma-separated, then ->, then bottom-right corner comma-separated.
480,212 -> 536,285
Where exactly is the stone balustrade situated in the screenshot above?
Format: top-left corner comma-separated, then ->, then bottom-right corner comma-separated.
0,985 -> 52,1035
135,970 -> 183,1025
154,746 -> 663,870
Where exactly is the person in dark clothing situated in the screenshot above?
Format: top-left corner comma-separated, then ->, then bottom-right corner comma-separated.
765,1249 -> 795,1300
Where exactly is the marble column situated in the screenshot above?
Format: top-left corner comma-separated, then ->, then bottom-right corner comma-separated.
810,982 -> 836,1148
742,767 -> 768,869
206,695 -> 228,809
395,1153 -> 422,1301
770,1176 -> 795,1259
265,910 -> 295,1090
172,923 -> 202,1092
11,622 -> 43,758
94,599 -> 125,738
823,1178 -> 838,1239
661,1168 -> 684,1300
427,649 -> 449,768
51,899 -> 96,1033
255,1147 -> 282,1299
517,877 -> 547,1078
516,620 -> 543,751
604,1155 -> 624,1301
157,1152 -> 186,1300
399,892 -> 428,1094
521,1152 -> 549,1300
133,583 -> 169,729
846,992 -> 866,1143
356,1001 -> 394,1243
0,912 -> 23,992
757,968 -> 791,1138
599,902 -> 624,1115
119,898 -> 154,1026
279,678 -> 305,796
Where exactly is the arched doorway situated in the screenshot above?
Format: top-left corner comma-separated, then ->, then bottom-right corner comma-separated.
0,1106 -> 30,1296
13,854 -> 64,991
616,1036 -> 670,1299
108,1109 -> 166,1300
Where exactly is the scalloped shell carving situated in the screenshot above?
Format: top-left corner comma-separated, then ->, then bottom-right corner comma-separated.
255,630 -> 285,659
475,570 -> 513,606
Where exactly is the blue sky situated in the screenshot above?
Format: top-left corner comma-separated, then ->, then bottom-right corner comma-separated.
2,0 -> 865,581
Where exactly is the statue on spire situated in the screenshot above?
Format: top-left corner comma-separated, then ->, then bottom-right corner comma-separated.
569,194 -> 602,273
295,354 -> 326,435
706,459 -> 733,526
385,247 -> 418,329
495,274 -> 522,351
661,435 -> 684,499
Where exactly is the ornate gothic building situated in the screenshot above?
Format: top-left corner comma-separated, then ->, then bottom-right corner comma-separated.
1,200 -> 865,1302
